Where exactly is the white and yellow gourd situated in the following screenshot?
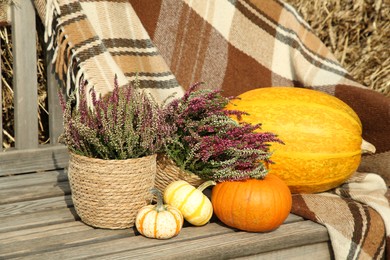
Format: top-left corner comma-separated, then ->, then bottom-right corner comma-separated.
135,188 -> 183,239
164,180 -> 216,226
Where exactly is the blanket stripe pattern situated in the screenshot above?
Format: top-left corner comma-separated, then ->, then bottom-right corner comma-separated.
292,173 -> 390,259
35,0 -> 390,259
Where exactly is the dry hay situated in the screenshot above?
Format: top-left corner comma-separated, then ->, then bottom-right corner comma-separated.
1,26 -> 49,149
285,0 -> 390,96
1,0 -> 389,149
1,26 -> 15,148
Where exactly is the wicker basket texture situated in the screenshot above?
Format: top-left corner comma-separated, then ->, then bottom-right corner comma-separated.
68,153 -> 157,229
155,154 -> 204,192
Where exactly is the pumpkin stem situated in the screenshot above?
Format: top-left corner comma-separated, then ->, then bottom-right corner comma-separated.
150,188 -> 165,212
197,180 -> 217,192
361,139 -> 376,154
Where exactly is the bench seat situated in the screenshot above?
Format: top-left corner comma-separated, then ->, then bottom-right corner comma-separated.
0,170 -> 332,259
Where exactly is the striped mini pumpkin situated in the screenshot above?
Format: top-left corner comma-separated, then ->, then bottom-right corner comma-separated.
135,189 -> 183,239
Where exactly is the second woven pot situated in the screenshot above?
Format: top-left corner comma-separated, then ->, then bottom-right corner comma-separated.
155,153 -> 204,192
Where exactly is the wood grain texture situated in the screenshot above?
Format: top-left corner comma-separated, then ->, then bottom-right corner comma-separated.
87,221 -> 328,260
0,195 -> 73,217
0,170 -> 68,190
236,242 -> 333,260
0,145 -> 69,176
11,0 -> 38,150
0,208 -> 78,233
0,181 -> 70,205
0,222 -> 91,244
1,227 -> 132,259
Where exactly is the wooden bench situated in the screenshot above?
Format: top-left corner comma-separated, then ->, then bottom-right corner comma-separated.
0,2 -> 332,259
0,169 -> 333,259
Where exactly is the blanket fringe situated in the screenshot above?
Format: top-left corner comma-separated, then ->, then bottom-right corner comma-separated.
44,0 -> 60,43
44,0 -> 87,103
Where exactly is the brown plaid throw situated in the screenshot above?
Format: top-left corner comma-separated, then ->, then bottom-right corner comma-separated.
293,173 -> 390,259
35,0 -> 390,258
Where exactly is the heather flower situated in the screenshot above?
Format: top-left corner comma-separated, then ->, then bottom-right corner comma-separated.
59,77 -> 176,160
164,82 -> 283,182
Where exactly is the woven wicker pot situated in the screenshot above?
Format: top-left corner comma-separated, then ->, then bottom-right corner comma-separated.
155,154 -> 204,192
67,152 -> 157,229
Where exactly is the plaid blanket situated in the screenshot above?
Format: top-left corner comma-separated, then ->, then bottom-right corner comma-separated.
35,0 -> 390,259
293,173 -> 390,259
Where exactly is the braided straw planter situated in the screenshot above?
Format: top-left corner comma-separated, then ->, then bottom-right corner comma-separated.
155,154 -> 204,192
68,152 -> 157,229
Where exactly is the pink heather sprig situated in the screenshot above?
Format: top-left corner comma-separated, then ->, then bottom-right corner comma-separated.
165,82 -> 283,182
59,77 -> 176,160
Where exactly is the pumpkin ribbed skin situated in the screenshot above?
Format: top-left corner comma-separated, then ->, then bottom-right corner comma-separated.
225,87 -> 363,193
211,175 -> 292,232
135,204 -> 183,239
164,180 -> 214,226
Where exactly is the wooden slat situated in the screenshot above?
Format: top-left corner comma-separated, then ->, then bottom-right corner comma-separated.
11,0 -> 38,150
0,145 -> 69,176
92,221 -> 329,260
46,50 -> 64,146
0,225 -> 132,259
11,222 -> 235,259
0,195 -> 73,218
237,242 -> 333,260
0,170 -> 68,190
0,222 -> 91,244
11,221 -> 328,260
1,222 -> 92,244
0,180 -> 70,205
0,208 -> 79,233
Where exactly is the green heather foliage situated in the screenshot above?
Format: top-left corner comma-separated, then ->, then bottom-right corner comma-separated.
59,78 -> 176,160
164,83 -> 283,182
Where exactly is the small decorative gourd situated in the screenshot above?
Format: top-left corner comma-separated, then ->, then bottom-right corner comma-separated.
164,180 -> 216,226
225,87 -> 376,193
211,174 -> 292,232
135,188 -> 183,239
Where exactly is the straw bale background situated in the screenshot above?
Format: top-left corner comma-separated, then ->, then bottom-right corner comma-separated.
286,0 -> 389,96
1,0 -> 389,148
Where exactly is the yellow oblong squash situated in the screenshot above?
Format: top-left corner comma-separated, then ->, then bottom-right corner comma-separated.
225,87 -> 367,193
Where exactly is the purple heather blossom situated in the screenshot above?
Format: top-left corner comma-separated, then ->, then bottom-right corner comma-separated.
59,78 -> 175,159
165,82 -> 283,182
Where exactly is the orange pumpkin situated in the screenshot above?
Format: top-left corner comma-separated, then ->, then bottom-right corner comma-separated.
211,174 -> 292,232
225,87 -> 374,193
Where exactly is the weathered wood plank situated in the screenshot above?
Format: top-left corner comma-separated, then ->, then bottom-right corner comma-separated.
96,221 -> 329,260
0,170 -> 68,190
11,0 -> 38,150
0,221 -> 91,244
0,195 -> 73,218
0,180 -> 70,205
16,220 -> 327,260
284,213 -> 303,223
46,50 -> 64,146
11,222 -> 235,259
0,225 -> 133,259
0,207 -> 78,233
0,145 -> 69,176
236,242 -> 333,260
